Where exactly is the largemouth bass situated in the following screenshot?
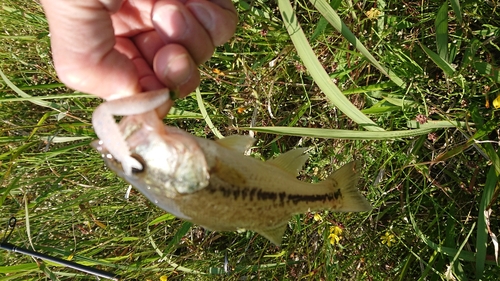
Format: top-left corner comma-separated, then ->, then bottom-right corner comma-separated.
92,89 -> 371,245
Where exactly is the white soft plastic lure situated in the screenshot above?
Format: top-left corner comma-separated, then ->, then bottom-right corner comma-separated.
92,89 -> 171,175
92,90 -> 371,245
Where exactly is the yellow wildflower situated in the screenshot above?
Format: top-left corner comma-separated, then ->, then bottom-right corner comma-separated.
380,232 -> 396,247
160,275 -> 168,281
365,8 -> 382,20
493,94 -> 500,109
313,213 -> 323,222
328,225 -> 343,245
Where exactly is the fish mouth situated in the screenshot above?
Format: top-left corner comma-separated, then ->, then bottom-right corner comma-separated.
90,139 -> 103,151
91,139 -> 146,174
129,153 -> 146,173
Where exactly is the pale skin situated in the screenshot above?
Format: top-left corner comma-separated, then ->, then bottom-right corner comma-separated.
40,0 -> 238,174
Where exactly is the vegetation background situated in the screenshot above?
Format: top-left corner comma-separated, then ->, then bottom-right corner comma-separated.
1,0 -> 499,280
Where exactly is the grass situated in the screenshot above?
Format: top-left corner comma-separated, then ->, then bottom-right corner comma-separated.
1,0 -> 499,280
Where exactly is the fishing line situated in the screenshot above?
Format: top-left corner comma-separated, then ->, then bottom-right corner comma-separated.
1,217 -> 121,281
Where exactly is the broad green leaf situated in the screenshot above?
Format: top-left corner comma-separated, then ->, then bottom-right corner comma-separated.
435,2 -> 449,62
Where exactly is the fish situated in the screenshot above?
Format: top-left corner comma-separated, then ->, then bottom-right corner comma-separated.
92,89 -> 371,245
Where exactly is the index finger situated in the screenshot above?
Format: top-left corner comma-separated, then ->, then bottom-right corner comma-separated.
40,0 -> 141,99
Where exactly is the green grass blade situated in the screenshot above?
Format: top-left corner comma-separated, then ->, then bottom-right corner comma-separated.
195,88 -> 224,138
168,107 -> 203,119
277,0 -> 384,131
148,213 -> 176,226
450,0 -> 463,24
39,136 -> 91,143
0,94 -> 91,103
309,0 -> 406,88
476,166 -> 497,279
420,44 -> 456,77
146,222 -> 204,274
242,126 -> 432,139
343,82 -> 394,94
473,62 -> 500,83
0,263 -> 39,273
447,222 -> 476,279
0,175 -> 21,206
435,2 -> 449,62
163,221 -> 193,256
406,120 -> 470,129
361,103 -> 401,114
407,195 -> 495,265
462,38 -> 482,68
0,67 -> 62,110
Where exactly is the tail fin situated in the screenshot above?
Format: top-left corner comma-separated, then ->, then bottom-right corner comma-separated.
329,161 -> 371,212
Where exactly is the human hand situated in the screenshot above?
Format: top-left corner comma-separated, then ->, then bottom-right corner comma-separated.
40,0 -> 237,116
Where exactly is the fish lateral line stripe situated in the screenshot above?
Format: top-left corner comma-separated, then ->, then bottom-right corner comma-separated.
207,184 -> 343,205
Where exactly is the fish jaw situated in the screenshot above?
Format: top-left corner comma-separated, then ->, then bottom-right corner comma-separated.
93,116 -> 210,198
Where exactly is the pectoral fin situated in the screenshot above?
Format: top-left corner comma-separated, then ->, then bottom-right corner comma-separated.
256,224 -> 288,246
216,135 -> 255,154
268,148 -> 309,176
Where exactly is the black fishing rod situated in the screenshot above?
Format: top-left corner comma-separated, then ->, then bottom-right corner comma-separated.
1,217 -> 121,280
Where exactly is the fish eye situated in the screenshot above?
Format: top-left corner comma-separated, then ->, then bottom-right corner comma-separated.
131,154 -> 146,174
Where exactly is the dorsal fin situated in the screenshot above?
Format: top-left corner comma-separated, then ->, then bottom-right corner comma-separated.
256,224 -> 288,246
216,135 -> 255,154
268,148 -> 309,176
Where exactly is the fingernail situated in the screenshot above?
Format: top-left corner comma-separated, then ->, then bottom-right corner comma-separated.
188,3 -> 214,31
164,54 -> 192,86
153,4 -> 187,39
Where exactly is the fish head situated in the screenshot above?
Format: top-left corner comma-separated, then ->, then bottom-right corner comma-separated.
92,115 -> 210,197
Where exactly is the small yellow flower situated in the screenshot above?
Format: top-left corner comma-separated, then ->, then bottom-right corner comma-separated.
328,233 -> 341,245
493,94 -> 500,109
313,213 -> 323,222
160,275 -> 168,281
212,68 -> 225,76
330,225 -> 343,236
365,8 -> 382,20
380,232 -> 396,247
328,225 -> 343,245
